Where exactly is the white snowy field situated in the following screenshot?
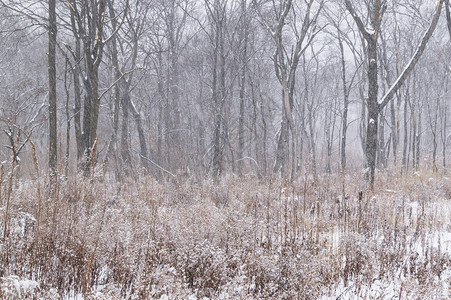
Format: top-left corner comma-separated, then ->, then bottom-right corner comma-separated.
1,171 -> 450,299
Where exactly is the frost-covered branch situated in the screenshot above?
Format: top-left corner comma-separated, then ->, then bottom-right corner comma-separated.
378,0 -> 444,112
446,0 -> 451,40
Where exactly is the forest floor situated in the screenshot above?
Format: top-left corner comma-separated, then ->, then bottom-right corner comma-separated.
1,168 -> 450,299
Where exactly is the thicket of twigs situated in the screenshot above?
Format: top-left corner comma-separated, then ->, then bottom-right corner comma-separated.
1,161 -> 451,299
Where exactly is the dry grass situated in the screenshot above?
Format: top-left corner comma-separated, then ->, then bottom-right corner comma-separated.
0,167 -> 450,299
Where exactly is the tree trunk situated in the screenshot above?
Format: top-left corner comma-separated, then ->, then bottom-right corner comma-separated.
446,0 -> 451,39
378,109 -> 386,168
365,36 -> 378,188
238,0 -> 248,174
64,60 -> 71,176
129,98 -> 150,173
103,67 -> 120,168
70,9 -> 83,160
104,0 -> 121,168
426,85 -> 439,172
273,102 -> 289,175
441,76 -> 449,170
390,93 -> 398,164
255,0 -> 319,179
211,2 -> 224,177
69,0 -> 106,173
339,33 -> 349,171
416,106 -> 421,170
411,93 -> 417,170
307,100 -> 317,178
402,91 -> 409,171
120,84 -> 132,175
48,0 -> 57,175
442,103 -> 447,170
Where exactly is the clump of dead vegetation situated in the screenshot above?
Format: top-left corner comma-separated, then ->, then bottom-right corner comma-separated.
1,165 -> 450,299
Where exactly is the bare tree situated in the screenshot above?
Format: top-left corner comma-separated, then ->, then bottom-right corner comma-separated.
237,0 -> 249,175
253,0 -> 323,179
48,0 -> 57,177
344,0 -> 443,189
204,0 -> 228,177
65,0 -> 107,172
103,0 -> 151,176
324,4 -> 361,172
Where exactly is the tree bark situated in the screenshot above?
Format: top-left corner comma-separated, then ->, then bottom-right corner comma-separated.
48,0 -> 57,175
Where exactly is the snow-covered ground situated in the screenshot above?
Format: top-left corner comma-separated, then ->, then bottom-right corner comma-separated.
1,173 -> 450,299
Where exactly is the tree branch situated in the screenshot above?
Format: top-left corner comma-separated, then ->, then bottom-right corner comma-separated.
344,0 -> 372,41
446,0 -> 451,40
98,68 -> 137,100
378,0 -> 444,111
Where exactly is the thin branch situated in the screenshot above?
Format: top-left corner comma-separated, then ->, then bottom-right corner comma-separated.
132,149 -> 176,177
98,68 -> 137,100
103,0 -> 129,45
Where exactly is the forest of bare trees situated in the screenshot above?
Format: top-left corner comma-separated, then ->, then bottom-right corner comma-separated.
1,0 -> 451,298
0,0 -> 448,185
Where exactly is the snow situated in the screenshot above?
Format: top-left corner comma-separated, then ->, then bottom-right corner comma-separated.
0,276 -> 39,299
317,227 -> 451,299
366,28 -> 375,35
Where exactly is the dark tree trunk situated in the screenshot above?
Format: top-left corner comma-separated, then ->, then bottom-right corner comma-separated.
365,36 -> 379,188
70,10 -> 83,160
64,60 -> 71,176
48,0 -> 57,175
120,84 -> 132,175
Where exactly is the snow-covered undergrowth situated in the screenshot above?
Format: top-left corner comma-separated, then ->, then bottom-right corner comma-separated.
0,275 -> 39,299
0,170 -> 450,299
